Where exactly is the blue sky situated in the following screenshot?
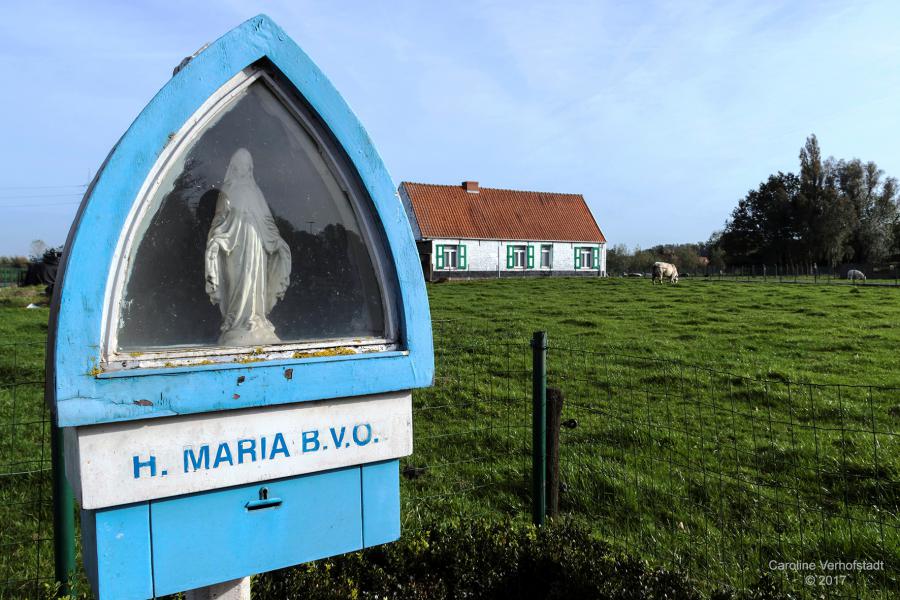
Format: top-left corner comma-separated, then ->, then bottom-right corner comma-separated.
2,0 -> 900,256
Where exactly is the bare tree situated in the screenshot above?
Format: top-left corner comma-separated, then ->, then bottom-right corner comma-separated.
29,239 -> 47,261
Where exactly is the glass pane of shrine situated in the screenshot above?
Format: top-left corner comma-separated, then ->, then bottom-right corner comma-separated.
115,78 -> 389,352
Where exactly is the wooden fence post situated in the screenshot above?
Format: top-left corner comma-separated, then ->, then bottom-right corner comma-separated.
546,387 -> 564,518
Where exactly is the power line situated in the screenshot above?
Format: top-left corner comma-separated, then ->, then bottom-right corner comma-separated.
0,184 -> 87,191
0,201 -> 81,208
0,193 -> 85,200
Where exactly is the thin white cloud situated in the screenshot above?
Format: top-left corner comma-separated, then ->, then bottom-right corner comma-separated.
1,0 -> 899,254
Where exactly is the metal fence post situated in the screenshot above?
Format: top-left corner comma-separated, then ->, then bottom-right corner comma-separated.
531,331 -> 547,527
52,422 -> 76,596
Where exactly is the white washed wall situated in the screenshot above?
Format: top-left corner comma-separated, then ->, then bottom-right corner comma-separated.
429,239 -> 606,275
397,186 -> 422,240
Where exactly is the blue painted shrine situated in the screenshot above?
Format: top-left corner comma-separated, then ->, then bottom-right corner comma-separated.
48,15 -> 432,599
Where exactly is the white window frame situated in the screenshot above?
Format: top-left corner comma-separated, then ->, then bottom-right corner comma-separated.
436,243 -> 466,271
540,244 -> 552,269
580,247 -> 594,269
444,246 -> 458,270
513,245 -> 527,269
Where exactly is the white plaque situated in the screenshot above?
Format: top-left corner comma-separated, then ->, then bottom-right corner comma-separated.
65,391 -> 412,509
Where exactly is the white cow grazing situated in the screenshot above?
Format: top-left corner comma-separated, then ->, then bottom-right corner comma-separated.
652,261 -> 679,284
847,269 -> 866,281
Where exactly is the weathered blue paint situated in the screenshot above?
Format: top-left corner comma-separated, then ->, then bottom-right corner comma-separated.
361,459 -> 401,547
150,467 -> 363,595
63,16 -> 426,598
81,462 -> 402,596
80,503 -> 153,600
48,13 -> 433,427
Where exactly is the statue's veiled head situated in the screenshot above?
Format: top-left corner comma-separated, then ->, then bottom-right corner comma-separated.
224,148 -> 254,184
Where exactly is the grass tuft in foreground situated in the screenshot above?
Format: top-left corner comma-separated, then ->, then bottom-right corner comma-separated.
254,518 -> 793,600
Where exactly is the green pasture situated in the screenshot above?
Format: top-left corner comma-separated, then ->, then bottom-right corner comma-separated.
0,286 -> 53,597
427,276 -> 900,386
410,277 -> 900,598
1,279 -> 898,598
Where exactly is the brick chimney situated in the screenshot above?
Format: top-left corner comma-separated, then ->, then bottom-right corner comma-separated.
462,181 -> 479,193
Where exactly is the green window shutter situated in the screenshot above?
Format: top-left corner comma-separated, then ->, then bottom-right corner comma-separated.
459,245 -> 467,270
506,245 -> 514,269
574,247 -> 581,269
592,247 -> 599,269
436,244 -> 444,270
527,245 -> 534,269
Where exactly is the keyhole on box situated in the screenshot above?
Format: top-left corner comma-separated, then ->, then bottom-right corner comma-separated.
259,487 -> 268,501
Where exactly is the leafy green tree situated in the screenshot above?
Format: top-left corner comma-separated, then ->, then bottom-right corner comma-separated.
605,243 -> 631,274
716,134 -> 900,266
719,172 -> 800,263
797,136 -> 851,265
606,243 -> 710,275
0,256 -> 28,268
835,159 -> 898,262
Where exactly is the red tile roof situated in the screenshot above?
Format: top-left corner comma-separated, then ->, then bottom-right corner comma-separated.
400,182 -> 606,243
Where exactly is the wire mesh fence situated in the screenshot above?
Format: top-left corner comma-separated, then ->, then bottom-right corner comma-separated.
0,341 -> 54,598
402,325 -> 898,598
0,268 -> 25,288
1,327 -> 897,599
401,321 -> 535,526
548,343 -> 898,598
698,263 -> 900,286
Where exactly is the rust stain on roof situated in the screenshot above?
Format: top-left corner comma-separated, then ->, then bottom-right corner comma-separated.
401,181 -> 606,243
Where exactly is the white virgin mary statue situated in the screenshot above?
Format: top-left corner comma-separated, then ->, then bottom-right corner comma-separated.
205,148 -> 291,346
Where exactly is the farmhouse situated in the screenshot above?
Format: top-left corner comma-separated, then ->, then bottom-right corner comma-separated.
399,181 -> 607,280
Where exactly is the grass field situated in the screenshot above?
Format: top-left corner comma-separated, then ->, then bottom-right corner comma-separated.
409,278 -> 900,598
427,276 -> 900,385
1,279 -> 898,598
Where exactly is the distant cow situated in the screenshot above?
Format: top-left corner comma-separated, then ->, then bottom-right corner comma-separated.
652,262 -> 679,284
847,269 -> 866,282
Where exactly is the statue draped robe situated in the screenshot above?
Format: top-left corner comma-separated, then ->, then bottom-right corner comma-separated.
205,148 -> 291,346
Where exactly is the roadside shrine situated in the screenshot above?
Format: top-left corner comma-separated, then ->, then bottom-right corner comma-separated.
47,15 -> 433,599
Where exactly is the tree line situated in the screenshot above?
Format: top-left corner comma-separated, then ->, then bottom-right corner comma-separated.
0,240 -> 61,268
610,135 -> 900,274
606,242 -> 722,276
714,135 -> 899,267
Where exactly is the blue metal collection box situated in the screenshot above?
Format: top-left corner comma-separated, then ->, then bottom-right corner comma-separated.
82,462 -> 400,597
48,15 -> 432,599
